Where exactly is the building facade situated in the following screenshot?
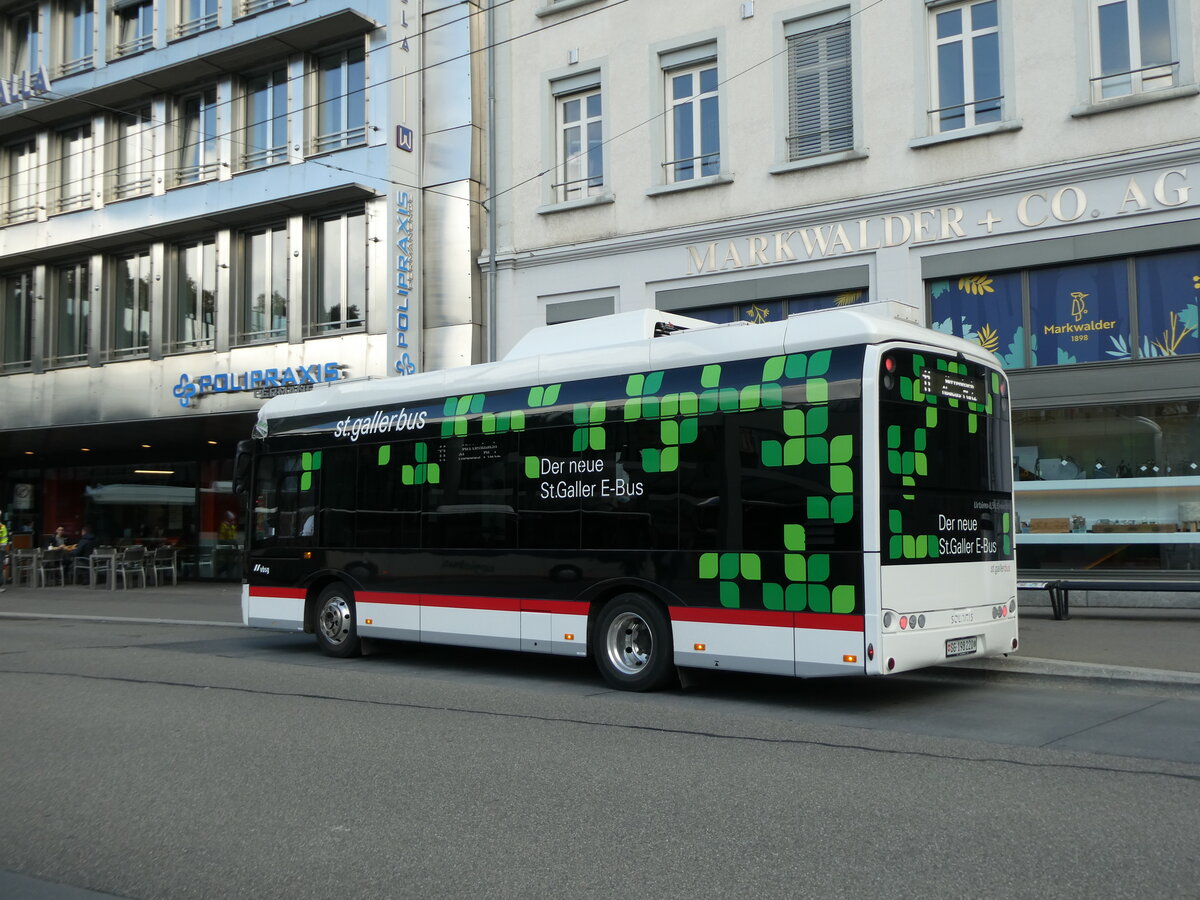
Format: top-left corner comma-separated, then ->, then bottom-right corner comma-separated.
0,0 -> 485,573
489,0 -> 1200,580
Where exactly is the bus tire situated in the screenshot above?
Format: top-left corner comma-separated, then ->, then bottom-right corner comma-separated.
314,584 -> 361,658
593,593 -> 676,691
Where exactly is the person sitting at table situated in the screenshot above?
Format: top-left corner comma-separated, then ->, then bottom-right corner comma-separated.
48,526 -> 68,548
71,525 -> 98,559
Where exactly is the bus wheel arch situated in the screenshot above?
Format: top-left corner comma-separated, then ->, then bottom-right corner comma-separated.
591,591 -> 677,691
312,581 -> 361,658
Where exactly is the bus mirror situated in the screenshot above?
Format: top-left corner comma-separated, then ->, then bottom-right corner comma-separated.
233,440 -> 254,495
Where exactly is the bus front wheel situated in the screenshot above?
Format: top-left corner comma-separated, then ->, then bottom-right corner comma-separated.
315,584 -> 361,658
593,593 -> 676,691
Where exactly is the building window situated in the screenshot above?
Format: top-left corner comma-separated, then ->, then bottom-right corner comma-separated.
313,45 -> 366,153
113,0 -> 154,58
1090,0 -> 1176,101
175,0 -> 217,38
173,237 -> 217,351
58,0 -> 95,76
555,87 -> 603,202
52,261 -> 90,365
313,209 -> 366,334
112,105 -> 154,199
240,224 -> 288,343
57,122 -> 94,213
109,250 -> 152,359
1,270 -> 34,372
929,0 -> 1002,132
664,61 -> 720,182
175,87 -> 219,185
786,19 -> 852,159
2,140 -> 38,224
3,7 -> 40,78
239,0 -> 287,17
242,66 -> 289,169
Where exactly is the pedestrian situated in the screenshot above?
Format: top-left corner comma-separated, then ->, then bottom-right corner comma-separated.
49,525 -> 68,548
0,509 -> 8,593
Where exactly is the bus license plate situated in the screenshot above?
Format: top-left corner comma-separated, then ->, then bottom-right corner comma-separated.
945,637 -> 977,658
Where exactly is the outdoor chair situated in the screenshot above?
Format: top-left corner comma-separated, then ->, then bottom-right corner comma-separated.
37,548 -> 66,587
11,549 -> 39,587
75,547 -> 116,589
150,546 -> 179,587
114,545 -> 147,589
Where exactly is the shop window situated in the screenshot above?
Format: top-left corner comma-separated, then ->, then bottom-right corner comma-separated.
1134,248 -> 1199,359
313,44 -> 366,153
1,270 -> 34,372
930,271 -> 1024,368
1013,401 -> 1200,573
311,209 -> 366,335
786,17 -> 853,159
112,105 -> 154,200
108,250 -> 152,359
1029,258 -> 1131,367
680,288 -> 869,326
242,65 -> 289,170
1,139 -> 38,224
51,260 -> 90,365
239,224 -> 288,343
172,237 -> 217,351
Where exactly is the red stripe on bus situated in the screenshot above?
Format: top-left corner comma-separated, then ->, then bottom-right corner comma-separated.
670,606 -> 864,632
359,591 -> 421,606
248,586 -> 306,600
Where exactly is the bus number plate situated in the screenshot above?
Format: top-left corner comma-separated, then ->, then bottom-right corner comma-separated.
945,637 -> 978,658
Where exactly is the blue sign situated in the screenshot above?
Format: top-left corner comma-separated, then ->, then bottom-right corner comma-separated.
397,125 -> 414,152
173,362 -> 345,408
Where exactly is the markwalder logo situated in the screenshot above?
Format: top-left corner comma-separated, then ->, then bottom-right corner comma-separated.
1043,290 -> 1116,336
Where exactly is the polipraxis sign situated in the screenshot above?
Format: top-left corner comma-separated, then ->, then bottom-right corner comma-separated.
172,363 -> 345,408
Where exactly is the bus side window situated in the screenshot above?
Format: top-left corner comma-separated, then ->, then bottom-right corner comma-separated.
253,456 -> 278,544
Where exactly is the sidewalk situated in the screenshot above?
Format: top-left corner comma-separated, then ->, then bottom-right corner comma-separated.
2,581 -> 1199,685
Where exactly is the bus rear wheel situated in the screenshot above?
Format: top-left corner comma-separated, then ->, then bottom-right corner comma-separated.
593,593 -> 676,691
315,584 -> 361,658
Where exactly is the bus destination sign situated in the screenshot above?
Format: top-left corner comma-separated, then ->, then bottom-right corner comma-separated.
920,368 -> 984,403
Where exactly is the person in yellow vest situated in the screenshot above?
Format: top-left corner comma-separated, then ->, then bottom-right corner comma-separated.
0,509 -> 8,592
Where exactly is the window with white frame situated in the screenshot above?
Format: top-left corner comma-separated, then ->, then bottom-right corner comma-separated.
52,260 -> 90,365
113,0 -> 154,58
173,237 -> 217,351
1,270 -> 34,372
1091,0 -> 1175,101
929,0 -> 1002,132
3,6 -> 40,77
175,87 -> 219,185
240,224 -> 289,342
109,249 -> 152,359
112,105 -> 154,199
242,66 -> 289,169
57,122 -> 94,212
313,209 -> 366,334
664,59 -> 720,183
314,45 -> 366,153
2,140 -> 38,223
58,0 -> 94,76
175,0 -> 216,38
555,86 -> 603,202
786,18 -> 852,159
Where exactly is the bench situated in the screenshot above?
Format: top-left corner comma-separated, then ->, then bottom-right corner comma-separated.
1017,579 -> 1200,621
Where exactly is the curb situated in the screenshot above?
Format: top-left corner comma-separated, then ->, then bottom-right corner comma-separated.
944,654 -> 1200,687
0,612 -> 245,628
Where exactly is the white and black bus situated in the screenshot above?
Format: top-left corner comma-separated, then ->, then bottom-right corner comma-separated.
238,302 -> 1018,690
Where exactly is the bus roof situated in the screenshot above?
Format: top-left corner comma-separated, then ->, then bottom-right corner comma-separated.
255,301 -> 994,429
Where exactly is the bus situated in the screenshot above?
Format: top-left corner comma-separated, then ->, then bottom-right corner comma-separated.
238,301 -> 1018,690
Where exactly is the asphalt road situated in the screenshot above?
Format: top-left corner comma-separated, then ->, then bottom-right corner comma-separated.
1,618 -> 1198,899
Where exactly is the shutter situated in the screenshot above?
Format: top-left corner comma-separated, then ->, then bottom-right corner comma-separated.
787,22 -> 853,161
